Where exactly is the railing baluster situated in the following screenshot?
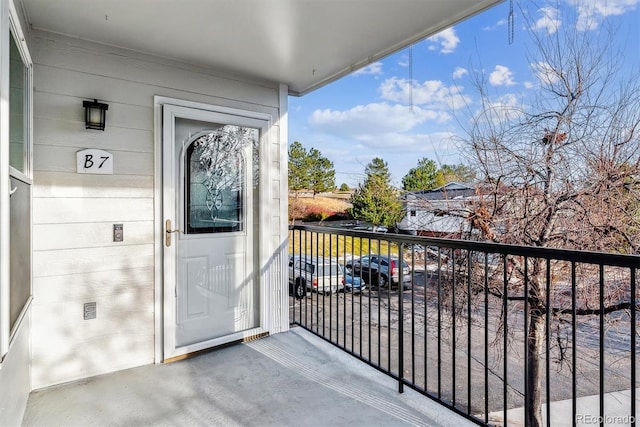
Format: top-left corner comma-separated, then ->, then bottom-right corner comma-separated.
371,237 -> 378,366
350,236 -> 355,353
599,264 -> 605,427
545,258 -> 551,427
452,250 -> 457,407
410,244 -> 416,384
524,257 -> 528,424
299,228 -> 302,324
319,232 -> 323,336
437,246 -> 442,400
292,228 -> 296,325
411,244 -> 416,387
424,244 -> 428,393
467,250 -> 472,414
323,232 -> 327,338
332,234 -> 342,351
358,235 -> 362,358
484,252 -> 489,425
399,243 -> 404,393
503,254 -> 508,427
304,230 -> 307,327
387,239 -> 391,373
309,231 -> 312,330
368,236 -> 373,364
572,261 -> 577,427
631,268 -> 636,427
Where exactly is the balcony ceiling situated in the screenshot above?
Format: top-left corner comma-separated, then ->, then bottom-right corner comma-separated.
20,0 -> 503,96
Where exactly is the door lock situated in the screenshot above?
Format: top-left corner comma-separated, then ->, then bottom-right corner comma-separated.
165,219 -> 180,247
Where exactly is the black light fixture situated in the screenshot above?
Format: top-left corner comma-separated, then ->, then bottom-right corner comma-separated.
83,99 -> 109,131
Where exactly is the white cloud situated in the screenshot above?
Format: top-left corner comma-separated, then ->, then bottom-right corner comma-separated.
494,93 -> 520,108
452,67 -> 469,79
302,109 -> 467,185
489,65 -> 516,86
356,131 -> 462,185
309,102 -> 447,136
567,0 -> 640,30
357,131 -> 457,151
379,77 -> 470,110
307,103 -> 462,183
352,62 -> 383,76
426,27 -> 460,54
483,18 -> 508,31
531,61 -> 561,85
474,93 -> 524,124
300,129 -> 464,186
524,81 -> 536,89
533,6 -> 561,34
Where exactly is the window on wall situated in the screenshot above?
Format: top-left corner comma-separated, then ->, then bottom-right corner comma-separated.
9,31 -> 28,175
7,21 -> 32,338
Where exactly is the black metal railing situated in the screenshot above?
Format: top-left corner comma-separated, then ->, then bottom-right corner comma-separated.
288,224 -> 639,426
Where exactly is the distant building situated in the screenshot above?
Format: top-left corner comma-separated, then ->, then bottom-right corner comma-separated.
397,182 -> 476,238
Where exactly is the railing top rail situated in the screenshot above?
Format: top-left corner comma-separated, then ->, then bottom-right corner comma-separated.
289,224 -> 640,268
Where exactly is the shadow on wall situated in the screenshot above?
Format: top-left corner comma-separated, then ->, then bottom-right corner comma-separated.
32,250 -> 154,388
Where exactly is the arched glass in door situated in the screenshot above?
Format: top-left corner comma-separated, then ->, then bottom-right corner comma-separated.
185,126 -> 251,234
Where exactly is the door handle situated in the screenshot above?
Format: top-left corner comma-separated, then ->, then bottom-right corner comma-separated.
165,219 -> 180,247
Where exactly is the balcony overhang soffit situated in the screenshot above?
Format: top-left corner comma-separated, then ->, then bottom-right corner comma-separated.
20,0 -> 503,96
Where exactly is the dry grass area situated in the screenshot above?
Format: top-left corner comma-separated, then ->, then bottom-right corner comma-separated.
288,195 -> 352,221
288,194 -> 400,257
288,229 -> 397,259
291,195 -> 351,212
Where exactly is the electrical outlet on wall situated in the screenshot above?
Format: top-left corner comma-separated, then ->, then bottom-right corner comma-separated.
84,302 -> 96,320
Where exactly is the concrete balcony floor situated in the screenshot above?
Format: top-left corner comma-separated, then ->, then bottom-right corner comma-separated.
23,327 -> 472,427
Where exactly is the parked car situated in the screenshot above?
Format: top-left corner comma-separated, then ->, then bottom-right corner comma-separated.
343,270 -> 366,293
288,262 -> 307,299
346,255 -> 411,290
289,255 -> 346,295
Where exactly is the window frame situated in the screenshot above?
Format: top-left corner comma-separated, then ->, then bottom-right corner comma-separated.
1,1 -> 33,360
8,11 -> 32,182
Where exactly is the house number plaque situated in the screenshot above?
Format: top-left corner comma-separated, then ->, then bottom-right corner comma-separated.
76,149 -> 113,175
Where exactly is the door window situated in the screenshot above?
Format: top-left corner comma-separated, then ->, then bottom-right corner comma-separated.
185,126 -> 253,233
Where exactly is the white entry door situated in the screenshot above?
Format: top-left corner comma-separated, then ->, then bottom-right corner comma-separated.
162,104 -> 264,360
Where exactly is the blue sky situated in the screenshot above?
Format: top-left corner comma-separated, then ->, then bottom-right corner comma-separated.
288,0 -> 640,188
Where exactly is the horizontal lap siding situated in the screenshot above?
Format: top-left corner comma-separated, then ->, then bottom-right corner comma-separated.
31,31 -> 282,388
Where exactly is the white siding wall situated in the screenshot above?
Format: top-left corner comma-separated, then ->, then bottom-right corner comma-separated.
0,312 -> 31,426
30,31 -> 286,388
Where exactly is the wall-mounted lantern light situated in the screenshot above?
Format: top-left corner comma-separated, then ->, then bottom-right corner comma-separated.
83,99 -> 109,131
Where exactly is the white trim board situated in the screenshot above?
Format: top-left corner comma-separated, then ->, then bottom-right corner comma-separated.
1,0 -> 33,362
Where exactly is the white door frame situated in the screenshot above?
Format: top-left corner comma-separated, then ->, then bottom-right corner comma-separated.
154,96 -> 272,362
